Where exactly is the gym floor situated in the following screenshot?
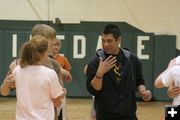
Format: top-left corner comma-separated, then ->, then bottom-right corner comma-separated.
0,97 -> 171,120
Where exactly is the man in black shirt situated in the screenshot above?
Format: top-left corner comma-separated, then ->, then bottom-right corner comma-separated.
86,24 -> 152,120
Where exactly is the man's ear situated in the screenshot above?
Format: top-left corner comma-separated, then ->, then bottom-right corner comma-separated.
119,36 -> 122,40
117,36 -> 122,44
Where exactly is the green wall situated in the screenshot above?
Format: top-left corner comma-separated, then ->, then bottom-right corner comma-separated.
153,35 -> 176,101
0,20 -> 176,101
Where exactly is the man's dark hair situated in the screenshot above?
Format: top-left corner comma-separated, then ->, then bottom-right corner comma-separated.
103,24 -> 121,39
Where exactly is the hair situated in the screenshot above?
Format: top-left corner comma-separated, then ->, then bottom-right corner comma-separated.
103,24 -> 121,40
31,24 -> 57,40
54,38 -> 61,46
19,35 -> 49,68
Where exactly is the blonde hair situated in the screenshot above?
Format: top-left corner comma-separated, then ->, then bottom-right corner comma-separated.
31,24 -> 56,40
54,38 -> 61,46
19,35 -> 49,68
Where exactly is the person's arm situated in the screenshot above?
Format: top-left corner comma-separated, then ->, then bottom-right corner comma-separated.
134,56 -> 152,101
154,72 -> 166,88
167,85 -> 180,98
154,64 -> 174,88
9,59 -> 18,72
52,96 -> 62,107
166,57 -> 180,98
49,70 -> 65,107
137,85 -> 152,101
50,58 -> 64,86
52,88 -> 67,107
64,57 -> 71,72
91,56 -> 116,91
1,74 -> 15,96
61,68 -> 72,83
1,59 -> 18,96
62,57 -> 72,83
155,57 -> 177,88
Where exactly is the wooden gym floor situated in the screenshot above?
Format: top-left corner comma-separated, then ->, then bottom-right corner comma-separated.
0,97 -> 171,120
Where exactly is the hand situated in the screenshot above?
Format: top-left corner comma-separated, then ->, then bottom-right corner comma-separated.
65,72 -> 72,83
9,59 -> 18,72
167,86 -> 180,98
4,74 -> 15,89
96,55 -> 116,76
60,88 -> 67,98
61,68 -> 72,83
141,90 -> 152,102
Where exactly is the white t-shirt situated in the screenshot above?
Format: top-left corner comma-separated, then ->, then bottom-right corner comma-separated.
176,55 -> 180,64
12,65 -> 63,120
162,65 -> 180,105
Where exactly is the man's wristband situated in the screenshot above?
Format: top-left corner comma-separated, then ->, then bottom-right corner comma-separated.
95,74 -> 103,79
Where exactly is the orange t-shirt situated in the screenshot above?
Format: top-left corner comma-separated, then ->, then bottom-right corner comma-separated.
54,54 -> 71,71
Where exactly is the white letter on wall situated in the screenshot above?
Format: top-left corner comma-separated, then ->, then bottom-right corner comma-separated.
73,35 -> 86,58
56,35 -> 65,40
12,34 -> 17,57
137,36 -> 149,59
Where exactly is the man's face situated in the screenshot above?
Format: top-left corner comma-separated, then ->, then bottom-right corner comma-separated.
101,33 -> 121,55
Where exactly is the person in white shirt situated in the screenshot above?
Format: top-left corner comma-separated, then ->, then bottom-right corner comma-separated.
12,35 -> 63,120
155,55 -> 180,105
167,56 -> 180,98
